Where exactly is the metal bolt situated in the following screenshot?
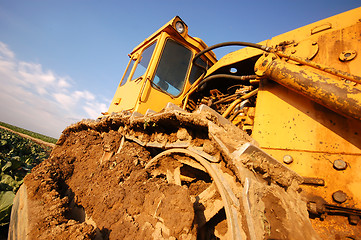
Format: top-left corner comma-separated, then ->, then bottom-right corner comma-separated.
283,155 -> 293,164
332,190 -> 347,203
333,159 -> 347,170
344,52 -> 352,58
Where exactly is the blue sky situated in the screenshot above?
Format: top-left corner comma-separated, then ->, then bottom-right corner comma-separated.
0,0 -> 359,138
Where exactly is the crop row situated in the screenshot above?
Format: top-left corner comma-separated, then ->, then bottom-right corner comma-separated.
0,121 -> 58,144
0,128 -> 52,228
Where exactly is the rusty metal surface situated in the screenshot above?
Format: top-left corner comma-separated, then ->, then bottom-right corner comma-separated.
255,53 -> 361,121
302,177 -> 325,186
310,215 -> 361,239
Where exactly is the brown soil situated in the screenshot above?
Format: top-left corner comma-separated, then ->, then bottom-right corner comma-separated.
24,129 -> 196,240
19,111 -> 320,240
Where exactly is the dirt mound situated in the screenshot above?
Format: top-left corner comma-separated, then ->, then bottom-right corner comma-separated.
24,129 -> 196,239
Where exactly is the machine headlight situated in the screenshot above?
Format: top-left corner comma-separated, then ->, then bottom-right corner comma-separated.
175,21 -> 185,34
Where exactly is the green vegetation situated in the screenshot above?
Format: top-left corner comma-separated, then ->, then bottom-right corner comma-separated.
0,127 -> 52,228
0,121 -> 58,144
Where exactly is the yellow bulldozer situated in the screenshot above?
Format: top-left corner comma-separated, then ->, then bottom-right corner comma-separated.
8,7 -> 361,240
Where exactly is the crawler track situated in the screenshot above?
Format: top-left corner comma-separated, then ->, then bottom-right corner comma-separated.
9,104 -> 319,240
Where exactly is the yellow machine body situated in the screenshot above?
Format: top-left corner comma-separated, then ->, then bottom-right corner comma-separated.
250,8 -> 361,237
107,7 -> 361,238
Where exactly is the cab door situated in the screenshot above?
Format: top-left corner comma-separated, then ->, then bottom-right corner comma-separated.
135,37 -> 193,113
108,41 -> 157,113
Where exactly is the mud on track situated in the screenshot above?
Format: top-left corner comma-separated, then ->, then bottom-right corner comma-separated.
19,106 -> 320,240
24,128 -> 199,239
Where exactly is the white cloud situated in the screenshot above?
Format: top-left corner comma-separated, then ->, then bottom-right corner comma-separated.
0,42 -> 109,138
84,102 -> 108,119
53,93 -> 75,110
17,62 -> 57,95
73,90 -> 95,101
0,42 -> 15,59
58,77 -> 71,88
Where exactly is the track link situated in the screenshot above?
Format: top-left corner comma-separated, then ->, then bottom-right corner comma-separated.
9,104 -> 320,240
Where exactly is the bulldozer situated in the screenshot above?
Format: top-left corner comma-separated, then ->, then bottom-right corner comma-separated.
8,7 -> 361,240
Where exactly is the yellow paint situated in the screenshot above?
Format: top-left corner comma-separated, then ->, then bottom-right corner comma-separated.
250,8 -> 361,226
255,53 -> 361,121
108,16 -> 217,114
252,81 -> 361,153
206,7 -> 361,78
264,149 -> 361,206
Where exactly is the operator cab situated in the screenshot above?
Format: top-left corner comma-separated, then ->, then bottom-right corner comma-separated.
107,17 -> 217,114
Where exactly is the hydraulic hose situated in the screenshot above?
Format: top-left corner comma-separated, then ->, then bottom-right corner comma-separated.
183,42 -> 270,109
198,74 -> 258,91
222,89 -> 258,118
193,41 -> 272,73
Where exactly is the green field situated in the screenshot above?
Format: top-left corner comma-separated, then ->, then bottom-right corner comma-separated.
0,121 -> 58,144
0,127 -> 53,237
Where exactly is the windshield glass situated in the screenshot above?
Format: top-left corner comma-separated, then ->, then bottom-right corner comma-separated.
131,42 -> 156,81
153,39 -> 192,96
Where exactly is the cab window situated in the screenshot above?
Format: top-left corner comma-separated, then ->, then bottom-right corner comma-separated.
153,39 -> 192,96
131,42 -> 156,81
189,58 -> 208,85
120,58 -> 135,86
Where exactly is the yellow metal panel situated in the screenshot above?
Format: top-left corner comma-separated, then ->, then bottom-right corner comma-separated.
264,149 -> 361,205
108,78 -> 145,113
136,86 -> 183,113
253,81 -> 361,154
205,47 -> 263,77
252,81 -> 361,237
206,7 -> 361,78
250,9 -> 361,236
267,7 -> 361,46
264,149 -> 361,238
